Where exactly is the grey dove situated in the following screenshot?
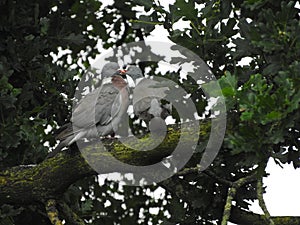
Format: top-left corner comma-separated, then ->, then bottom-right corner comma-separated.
47,62 -> 129,158
126,65 -> 172,125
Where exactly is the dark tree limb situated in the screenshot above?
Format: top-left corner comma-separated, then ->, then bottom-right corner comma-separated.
0,153 -> 95,204
0,126 -> 190,204
58,201 -> 86,225
257,177 -> 274,225
221,172 -> 258,225
45,199 -> 63,225
222,187 -> 237,225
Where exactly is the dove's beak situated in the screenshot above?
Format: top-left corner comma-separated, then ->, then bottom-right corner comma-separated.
119,69 -> 127,75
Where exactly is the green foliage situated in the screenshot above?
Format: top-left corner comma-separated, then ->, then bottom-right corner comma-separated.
0,0 -> 299,224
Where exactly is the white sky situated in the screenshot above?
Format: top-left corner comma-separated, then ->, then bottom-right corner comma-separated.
255,159 -> 300,216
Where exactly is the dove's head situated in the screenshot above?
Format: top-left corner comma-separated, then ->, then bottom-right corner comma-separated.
126,66 -> 143,81
101,62 -> 120,78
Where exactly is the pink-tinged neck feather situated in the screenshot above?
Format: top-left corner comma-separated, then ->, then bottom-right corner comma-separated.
111,75 -> 127,90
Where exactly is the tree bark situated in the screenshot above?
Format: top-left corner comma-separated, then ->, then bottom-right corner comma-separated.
0,153 -> 95,204
0,125 -> 187,204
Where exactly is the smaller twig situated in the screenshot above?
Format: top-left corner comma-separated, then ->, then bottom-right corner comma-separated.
202,170 -> 234,186
116,17 -> 130,47
257,177 -> 275,225
129,19 -> 164,26
221,187 -> 236,225
45,199 -> 63,225
234,172 -> 257,188
177,166 -> 234,186
58,201 -> 86,225
190,21 -> 202,37
177,166 -> 199,176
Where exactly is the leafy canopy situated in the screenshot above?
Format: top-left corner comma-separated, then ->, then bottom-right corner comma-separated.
0,0 -> 299,224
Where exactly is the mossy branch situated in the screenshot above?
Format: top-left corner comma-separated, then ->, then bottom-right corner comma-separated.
221,187 -> 236,225
46,199 -> 63,225
58,201 -> 86,225
0,123 -> 208,204
257,177 -> 274,225
221,172 -> 258,225
129,19 -> 164,26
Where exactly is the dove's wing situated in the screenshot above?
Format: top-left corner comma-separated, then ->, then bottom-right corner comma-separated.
133,79 -> 169,116
71,81 -> 119,130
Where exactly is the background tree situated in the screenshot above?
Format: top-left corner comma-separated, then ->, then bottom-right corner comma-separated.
0,0 -> 299,224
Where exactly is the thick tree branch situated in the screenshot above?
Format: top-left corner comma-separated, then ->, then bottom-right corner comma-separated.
0,125 -> 199,204
0,153 -> 95,204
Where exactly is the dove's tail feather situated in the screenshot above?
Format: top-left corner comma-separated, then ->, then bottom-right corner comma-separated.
55,123 -> 74,141
46,123 -> 75,159
46,141 -> 67,159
